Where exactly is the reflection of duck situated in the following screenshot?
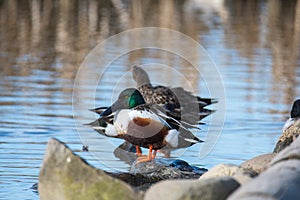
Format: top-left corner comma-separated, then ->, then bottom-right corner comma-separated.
274,99 -> 300,153
89,88 -> 203,162
132,65 -> 217,123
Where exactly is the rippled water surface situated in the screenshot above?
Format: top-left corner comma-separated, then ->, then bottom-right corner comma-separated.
1,0 -> 300,199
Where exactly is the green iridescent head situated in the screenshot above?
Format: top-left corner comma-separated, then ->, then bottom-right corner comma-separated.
100,88 -> 145,116
117,88 -> 146,108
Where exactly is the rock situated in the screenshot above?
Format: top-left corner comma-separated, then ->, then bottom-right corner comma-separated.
273,119 -> 300,153
228,136 -> 300,200
229,160 -> 300,200
109,159 -> 207,191
39,138 -> 141,200
144,176 -> 240,200
200,164 -> 257,185
240,153 -> 276,173
130,158 -> 207,176
169,159 -> 208,174
109,172 -> 161,191
130,159 -> 207,179
270,134 -> 300,166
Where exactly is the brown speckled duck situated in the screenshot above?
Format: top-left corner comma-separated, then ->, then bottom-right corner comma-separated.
132,65 -> 217,125
274,99 -> 300,153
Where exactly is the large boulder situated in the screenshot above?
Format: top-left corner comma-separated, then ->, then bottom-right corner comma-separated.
240,153 -> 276,173
200,164 -> 257,185
38,138 -> 141,200
228,136 -> 300,199
144,176 -> 240,200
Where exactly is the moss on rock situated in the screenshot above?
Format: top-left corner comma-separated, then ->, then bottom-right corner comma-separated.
38,138 -> 141,200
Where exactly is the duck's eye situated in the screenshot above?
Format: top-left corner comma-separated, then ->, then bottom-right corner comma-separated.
125,95 -> 129,99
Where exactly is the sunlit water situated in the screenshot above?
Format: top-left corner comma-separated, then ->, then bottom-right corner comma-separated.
1,0 -> 300,199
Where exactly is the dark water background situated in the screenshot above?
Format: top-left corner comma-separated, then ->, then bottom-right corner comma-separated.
1,0 -> 300,199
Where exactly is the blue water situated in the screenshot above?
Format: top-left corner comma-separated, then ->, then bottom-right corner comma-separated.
1,0 -> 300,199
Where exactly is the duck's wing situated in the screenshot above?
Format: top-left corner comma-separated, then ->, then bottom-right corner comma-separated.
147,104 -> 203,131
171,87 -> 217,107
171,87 -> 217,122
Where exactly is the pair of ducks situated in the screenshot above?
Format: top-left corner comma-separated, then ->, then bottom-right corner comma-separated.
89,66 -> 216,162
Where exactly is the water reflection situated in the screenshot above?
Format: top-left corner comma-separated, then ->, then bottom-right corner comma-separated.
1,0 -> 300,199
1,0 -> 299,104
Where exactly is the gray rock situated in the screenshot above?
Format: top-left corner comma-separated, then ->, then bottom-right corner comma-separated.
229,160 -> 300,200
270,135 -> 300,166
130,159 -> 207,179
240,153 -> 276,173
39,138 -> 141,200
200,164 -> 257,185
144,177 -> 240,200
273,119 -> 300,153
228,136 -> 300,200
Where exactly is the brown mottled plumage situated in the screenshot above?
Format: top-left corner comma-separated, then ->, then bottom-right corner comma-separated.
132,65 -> 217,124
274,99 -> 300,153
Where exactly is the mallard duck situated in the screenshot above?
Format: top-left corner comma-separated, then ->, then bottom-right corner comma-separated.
89,88 -> 203,162
132,65 -> 217,123
274,99 -> 300,153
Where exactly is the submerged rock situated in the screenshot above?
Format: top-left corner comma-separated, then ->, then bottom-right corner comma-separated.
228,136 -> 300,199
200,164 -> 257,185
240,153 -> 276,173
144,176 -> 240,200
39,138 -> 141,200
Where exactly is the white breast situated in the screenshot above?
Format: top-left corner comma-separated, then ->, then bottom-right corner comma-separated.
114,109 -> 166,138
282,118 -> 294,132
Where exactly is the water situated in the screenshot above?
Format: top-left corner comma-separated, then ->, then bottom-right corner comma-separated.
1,0 -> 300,199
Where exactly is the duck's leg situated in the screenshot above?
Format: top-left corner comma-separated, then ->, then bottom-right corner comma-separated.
147,145 -> 153,160
135,146 -> 142,156
136,145 -> 154,163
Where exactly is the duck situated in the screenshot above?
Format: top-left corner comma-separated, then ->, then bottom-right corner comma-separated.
89,88 -> 203,162
131,65 -> 217,124
274,99 -> 300,153
282,99 -> 300,132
